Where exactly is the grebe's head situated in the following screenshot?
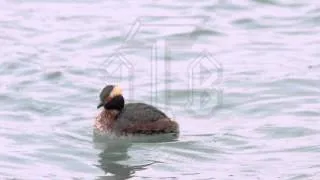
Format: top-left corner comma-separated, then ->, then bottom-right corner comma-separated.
97,85 -> 124,111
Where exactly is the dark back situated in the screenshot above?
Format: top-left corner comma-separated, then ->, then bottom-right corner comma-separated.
116,103 -> 167,125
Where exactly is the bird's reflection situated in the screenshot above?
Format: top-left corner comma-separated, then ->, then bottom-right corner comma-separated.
93,130 -> 178,180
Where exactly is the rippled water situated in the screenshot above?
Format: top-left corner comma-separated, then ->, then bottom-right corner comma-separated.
0,0 -> 319,179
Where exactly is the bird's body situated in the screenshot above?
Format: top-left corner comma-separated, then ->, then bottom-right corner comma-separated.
95,85 -> 179,136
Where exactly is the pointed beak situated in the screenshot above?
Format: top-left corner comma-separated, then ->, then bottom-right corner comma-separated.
97,102 -> 104,109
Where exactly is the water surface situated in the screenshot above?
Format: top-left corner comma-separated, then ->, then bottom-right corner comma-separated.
0,0 -> 319,179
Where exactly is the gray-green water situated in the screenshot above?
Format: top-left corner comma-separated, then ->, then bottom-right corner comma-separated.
1,0 -> 320,179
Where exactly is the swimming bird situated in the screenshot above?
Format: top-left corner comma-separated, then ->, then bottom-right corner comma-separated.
95,85 -> 179,136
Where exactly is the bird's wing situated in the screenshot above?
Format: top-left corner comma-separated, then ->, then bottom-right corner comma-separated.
113,103 -> 178,134
117,103 -> 167,123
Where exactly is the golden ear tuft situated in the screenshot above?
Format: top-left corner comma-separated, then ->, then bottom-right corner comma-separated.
110,85 -> 122,97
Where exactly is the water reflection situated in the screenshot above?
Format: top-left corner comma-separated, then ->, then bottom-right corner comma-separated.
93,130 -> 178,179
97,148 -> 153,179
